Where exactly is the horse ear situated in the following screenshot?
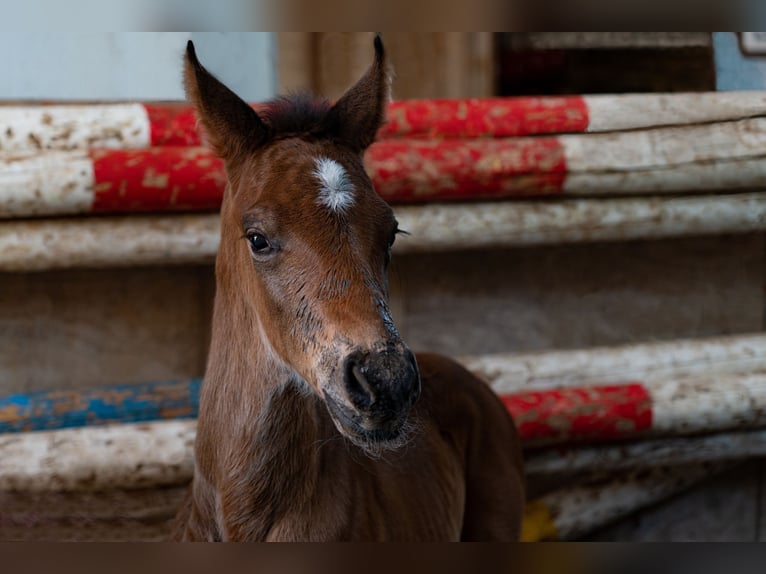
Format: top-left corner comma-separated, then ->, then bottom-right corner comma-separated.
323,34 -> 391,152
183,40 -> 270,163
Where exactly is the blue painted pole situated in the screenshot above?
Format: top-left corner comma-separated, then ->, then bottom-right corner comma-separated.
0,379 -> 202,433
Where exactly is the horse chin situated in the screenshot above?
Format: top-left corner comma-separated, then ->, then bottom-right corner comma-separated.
324,393 -> 414,458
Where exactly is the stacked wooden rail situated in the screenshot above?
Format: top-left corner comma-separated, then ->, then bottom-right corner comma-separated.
3,93 -> 766,540
3,93 -> 766,270
2,333 -> 766,539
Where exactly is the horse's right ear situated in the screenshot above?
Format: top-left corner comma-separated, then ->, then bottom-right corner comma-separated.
321,34 -> 391,153
183,40 -> 270,163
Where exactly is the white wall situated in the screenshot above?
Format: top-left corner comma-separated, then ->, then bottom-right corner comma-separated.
0,32 -> 276,101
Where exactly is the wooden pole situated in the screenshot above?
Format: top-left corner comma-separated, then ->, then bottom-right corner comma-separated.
3,193 -> 766,271
522,463 -> 726,541
4,93 -> 766,152
0,420 -> 195,491
5,374 -> 766,490
6,128 -> 766,216
526,428 -> 766,477
463,333 -> 766,394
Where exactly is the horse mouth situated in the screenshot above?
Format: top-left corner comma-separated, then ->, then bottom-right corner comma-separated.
324,393 -> 411,451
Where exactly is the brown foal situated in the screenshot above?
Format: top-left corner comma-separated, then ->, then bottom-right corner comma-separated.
172,36 -> 525,542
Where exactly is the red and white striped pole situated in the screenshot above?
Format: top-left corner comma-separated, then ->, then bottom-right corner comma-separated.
503,372 -> 766,446
3,92 -> 766,151
5,368 -> 766,490
4,129 -> 766,218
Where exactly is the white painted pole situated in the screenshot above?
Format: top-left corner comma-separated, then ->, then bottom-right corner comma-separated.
463,333 -> 766,394
2,193 -> 766,271
0,420 -> 195,492
0,214 -> 220,272
583,91 -> 766,132
523,463 -> 727,541
3,93 -> 766,154
393,193 -> 766,253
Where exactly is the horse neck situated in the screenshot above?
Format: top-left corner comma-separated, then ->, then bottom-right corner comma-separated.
197,254 -> 327,502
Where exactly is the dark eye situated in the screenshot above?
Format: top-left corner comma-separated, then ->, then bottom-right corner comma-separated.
247,231 -> 271,254
384,235 -> 395,266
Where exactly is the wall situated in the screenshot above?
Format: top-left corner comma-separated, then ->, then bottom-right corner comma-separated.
0,32 -> 276,101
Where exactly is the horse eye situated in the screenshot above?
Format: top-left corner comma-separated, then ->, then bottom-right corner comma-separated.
384,235 -> 395,266
247,232 -> 271,253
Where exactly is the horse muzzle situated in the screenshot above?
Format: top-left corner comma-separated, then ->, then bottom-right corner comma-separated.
324,345 -> 421,446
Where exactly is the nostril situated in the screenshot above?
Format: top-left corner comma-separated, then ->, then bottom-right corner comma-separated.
344,355 -> 376,408
407,352 -> 422,404
351,364 -> 376,404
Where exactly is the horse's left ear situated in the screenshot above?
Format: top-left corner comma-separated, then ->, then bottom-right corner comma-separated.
323,34 -> 391,152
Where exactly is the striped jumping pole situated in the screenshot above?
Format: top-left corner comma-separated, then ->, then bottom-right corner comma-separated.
3,192 -> 766,271
6,119 -> 766,216
3,93 -> 766,152
0,380 -> 651,445
3,371 -> 766,443
0,380 -> 651,443
521,463 -> 726,541
1,334 -> 764,431
4,333 -> 765,434
502,372 -> 766,446
6,372 -> 766,491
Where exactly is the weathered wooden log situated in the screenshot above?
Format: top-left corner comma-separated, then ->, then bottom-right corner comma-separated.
0,214 -> 220,271
526,428 -> 766,477
3,93 -> 766,152
2,192 -> 766,272
7,117 -> 766,217
0,420 -> 195,491
521,463 -> 726,541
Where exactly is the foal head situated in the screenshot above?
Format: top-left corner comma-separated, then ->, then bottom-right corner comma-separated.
184,37 -> 420,453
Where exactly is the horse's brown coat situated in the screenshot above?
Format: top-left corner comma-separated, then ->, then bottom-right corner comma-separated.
172,36 -> 524,542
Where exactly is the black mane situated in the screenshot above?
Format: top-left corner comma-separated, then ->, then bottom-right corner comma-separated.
259,92 -> 334,140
